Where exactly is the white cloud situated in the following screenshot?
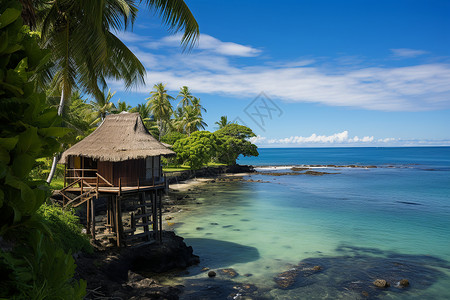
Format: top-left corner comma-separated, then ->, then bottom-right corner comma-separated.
144,33 -> 261,57
249,131 -> 450,147
113,33 -> 450,112
261,131 -> 375,145
391,48 -> 428,58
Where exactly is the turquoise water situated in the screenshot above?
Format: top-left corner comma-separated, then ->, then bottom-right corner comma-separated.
172,147 -> 450,299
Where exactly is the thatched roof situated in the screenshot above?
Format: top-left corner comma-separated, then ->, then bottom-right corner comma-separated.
60,112 -> 175,163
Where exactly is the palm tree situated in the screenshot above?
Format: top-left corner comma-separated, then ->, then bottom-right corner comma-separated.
41,0 -> 199,182
191,97 -> 207,113
171,106 -> 186,133
146,83 -> 174,140
183,105 -> 207,135
177,86 -> 194,107
117,100 -> 132,113
90,89 -> 117,125
215,116 -> 231,129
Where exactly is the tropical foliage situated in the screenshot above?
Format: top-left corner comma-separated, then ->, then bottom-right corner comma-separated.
1,0 -> 200,298
0,4 -> 85,297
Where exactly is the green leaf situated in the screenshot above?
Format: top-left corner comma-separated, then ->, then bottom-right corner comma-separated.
0,147 -> 10,163
12,153 -> 35,178
0,30 -> 8,53
38,127 -> 71,138
0,7 -> 21,29
0,136 -> 19,150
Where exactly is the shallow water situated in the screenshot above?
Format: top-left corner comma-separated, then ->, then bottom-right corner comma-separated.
169,148 -> 450,299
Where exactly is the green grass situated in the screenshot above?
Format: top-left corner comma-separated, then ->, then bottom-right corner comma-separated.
163,165 -> 192,172
50,177 -> 64,190
207,162 -> 227,167
163,162 -> 227,172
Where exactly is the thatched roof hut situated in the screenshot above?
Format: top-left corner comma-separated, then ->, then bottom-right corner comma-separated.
60,112 -> 174,163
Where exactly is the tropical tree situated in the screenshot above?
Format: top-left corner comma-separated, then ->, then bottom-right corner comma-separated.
214,124 -> 259,165
173,131 -> 219,169
116,100 -> 132,113
183,105 -> 207,135
191,97 -> 206,113
146,83 -> 174,140
215,115 -> 231,129
177,86 -> 194,107
90,89 -> 117,125
39,0 -> 199,182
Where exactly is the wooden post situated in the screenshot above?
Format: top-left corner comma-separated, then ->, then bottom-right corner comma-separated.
152,191 -> 158,239
152,156 -> 155,186
81,157 -> 84,180
86,197 -> 91,235
64,164 -> 66,188
119,178 -> 122,196
158,190 -> 162,242
140,192 -> 149,241
137,178 -> 140,192
91,197 -> 96,240
115,196 -> 121,247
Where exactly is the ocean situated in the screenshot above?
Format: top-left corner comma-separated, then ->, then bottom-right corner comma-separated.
168,147 -> 450,299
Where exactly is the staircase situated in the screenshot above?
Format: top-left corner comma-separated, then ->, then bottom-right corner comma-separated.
122,193 -> 159,247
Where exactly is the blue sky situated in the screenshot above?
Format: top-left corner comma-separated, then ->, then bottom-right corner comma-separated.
110,0 -> 450,147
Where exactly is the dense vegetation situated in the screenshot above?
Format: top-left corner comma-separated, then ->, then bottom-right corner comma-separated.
0,0 -> 199,298
0,3 -> 86,297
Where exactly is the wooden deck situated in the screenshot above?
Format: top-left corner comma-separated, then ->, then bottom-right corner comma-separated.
63,182 -> 166,195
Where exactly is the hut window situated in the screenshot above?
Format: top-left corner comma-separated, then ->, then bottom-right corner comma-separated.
146,157 -> 153,179
153,156 -> 160,178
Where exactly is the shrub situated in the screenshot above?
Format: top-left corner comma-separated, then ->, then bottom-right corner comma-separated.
38,203 -> 92,254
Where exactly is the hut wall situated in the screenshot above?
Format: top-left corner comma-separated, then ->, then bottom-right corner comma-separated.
112,159 -> 146,186
97,161 -> 114,186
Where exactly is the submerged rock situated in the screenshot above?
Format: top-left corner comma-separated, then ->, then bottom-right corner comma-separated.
373,279 -> 390,288
219,268 -> 239,278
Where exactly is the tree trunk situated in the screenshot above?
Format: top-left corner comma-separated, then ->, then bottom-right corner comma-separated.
47,88 -> 68,183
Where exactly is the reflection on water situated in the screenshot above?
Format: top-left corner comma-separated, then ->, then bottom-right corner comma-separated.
169,167 -> 450,299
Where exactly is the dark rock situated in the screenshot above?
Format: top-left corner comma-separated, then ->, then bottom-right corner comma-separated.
373,279 -> 390,288
244,273 -> 253,277
291,167 -> 309,171
208,271 -> 217,277
219,268 -> 238,278
210,222 -> 219,225
196,227 -> 204,230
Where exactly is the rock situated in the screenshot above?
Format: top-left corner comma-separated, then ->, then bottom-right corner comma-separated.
196,227 -> 204,230
165,216 -> 173,220
399,279 -> 409,287
362,291 -> 369,297
312,265 -> 322,271
274,268 -> 299,289
219,268 -> 238,278
208,271 -> 216,277
291,167 -> 309,171
373,279 -> 390,288
201,267 -> 210,272
244,273 -> 253,277
210,222 -> 219,225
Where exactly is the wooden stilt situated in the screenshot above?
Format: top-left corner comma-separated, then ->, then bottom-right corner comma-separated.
115,196 -> 121,247
91,197 -> 96,240
152,191 -> 158,239
158,190 -> 163,242
86,197 -> 91,235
